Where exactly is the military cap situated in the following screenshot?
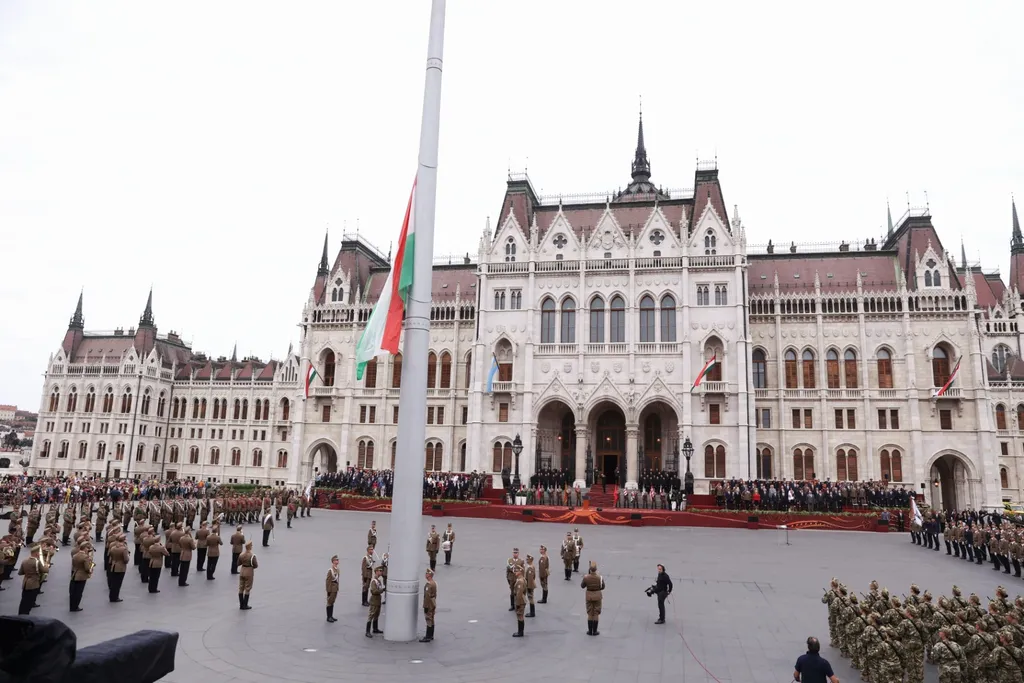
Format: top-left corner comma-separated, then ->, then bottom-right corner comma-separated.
910,584 -> 920,594
425,568 -> 433,576
952,585 -> 962,596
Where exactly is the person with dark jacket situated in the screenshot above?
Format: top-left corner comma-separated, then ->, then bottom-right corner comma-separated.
650,564 -> 673,624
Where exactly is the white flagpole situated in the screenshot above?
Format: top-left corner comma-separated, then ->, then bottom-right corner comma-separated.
384,0 -> 446,643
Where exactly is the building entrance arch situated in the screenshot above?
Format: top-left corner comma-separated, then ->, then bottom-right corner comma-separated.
589,401 -> 626,487
309,441 -> 339,479
536,399 -> 576,473
929,452 -> 974,512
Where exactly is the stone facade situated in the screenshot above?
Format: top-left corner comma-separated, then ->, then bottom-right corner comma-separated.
28,117 -> 1024,511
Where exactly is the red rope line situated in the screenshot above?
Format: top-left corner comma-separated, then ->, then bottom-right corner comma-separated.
677,627 -> 725,683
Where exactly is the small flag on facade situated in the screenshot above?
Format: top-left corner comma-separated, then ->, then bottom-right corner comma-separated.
304,362 -> 319,399
486,354 -> 500,393
691,354 -> 717,392
932,356 -> 962,398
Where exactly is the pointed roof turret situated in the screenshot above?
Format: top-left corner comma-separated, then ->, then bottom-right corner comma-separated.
614,110 -> 668,203
1012,198 -> 1023,254
139,287 -> 155,328
961,238 -> 968,270
887,202 -> 894,238
318,230 -> 330,277
631,111 -> 651,182
231,343 -> 238,363
69,290 -> 84,329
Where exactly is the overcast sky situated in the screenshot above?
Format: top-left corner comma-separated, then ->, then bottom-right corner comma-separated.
1,2 -> 1022,410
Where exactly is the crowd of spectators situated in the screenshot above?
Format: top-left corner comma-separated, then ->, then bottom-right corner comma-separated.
315,468 -> 488,501
711,479 -> 914,512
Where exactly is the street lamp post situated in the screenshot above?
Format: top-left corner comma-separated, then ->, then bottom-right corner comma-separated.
585,444 -> 593,488
682,436 -> 694,495
512,434 -> 523,490
534,441 -> 541,487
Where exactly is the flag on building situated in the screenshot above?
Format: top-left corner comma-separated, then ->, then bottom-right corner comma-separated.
486,354 -> 500,393
304,362 -> 319,399
933,356 -> 962,398
355,177 -> 418,379
691,354 -> 717,391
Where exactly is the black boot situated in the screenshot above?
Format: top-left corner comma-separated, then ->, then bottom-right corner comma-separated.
239,593 -> 245,610
540,590 -> 548,604
587,620 -> 594,635
242,594 -> 252,610
419,625 -> 433,643
373,618 -> 383,634
362,590 -> 369,607
513,620 -> 524,637
366,621 -> 373,638
327,606 -> 336,623
592,620 -> 599,636
565,568 -> 571,581
527,604 -> 535,618
509,595 -> 515,611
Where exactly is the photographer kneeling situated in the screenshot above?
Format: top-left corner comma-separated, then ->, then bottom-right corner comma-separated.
646,564 -> 673,624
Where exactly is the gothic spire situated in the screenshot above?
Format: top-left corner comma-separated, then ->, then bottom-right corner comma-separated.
231,343 -> 238,363
961,238 -> 968,270
139,287 -> 155,328
631,111 -> 651,182
886,202 -> 894,238
69,290 -> 84,329
318,230 -> 330,277
1013,197 -> 1024,254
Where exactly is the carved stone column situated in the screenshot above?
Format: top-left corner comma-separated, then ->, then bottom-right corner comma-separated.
626,425 -> 639,489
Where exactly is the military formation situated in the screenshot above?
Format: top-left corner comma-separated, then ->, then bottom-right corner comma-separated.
913,510 -> 1024,579
0,486 -> 311,616
823,578 -> 1024,683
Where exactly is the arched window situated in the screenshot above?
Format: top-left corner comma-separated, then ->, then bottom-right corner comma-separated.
192,398 -> 200,419
252,449 -> 263,467
114,443 -> 125,461
426,352 -> 438,388
358,440 -> 375,469
200,398 -> 207,419
152,445 -> 159,462
560,298 -> 576,343
40,440 -> 51,458
609,296 -> 626,343
322,350 -> 336,387
784,350 -> 798,388
66,388 -> 78,413
277,450 -> 288,468
933,270 -> 941,287
492,441 -> 513,472
84,389 -> 96,413
591,296 -> 608,343
77,441 -> 87,459
876,349 -> 893,389
281,398 -> 290,422
932,346 -> 951,387
212,398 -> 220,420
425,442 -> 443,472
704,229 -> 717,255
826,350 -> 840,389
210,447 -> 220,465
392,353 -> 403,388
120,388 -> 132,414
189,447 -> 199,464
1017,404 -> 1024,431
924,271 -> 933,287
391,441 -> 397,469
505,237 -> 516,262
439,352 -> 452,388
756,446 -> 772,479
639,295 -> 656,343
703,444 -> 726,479
1001,467 -> 1010,489
95,442 -> 106,460
843,350 -> 859,388
540,299 -> 556,344
231,448 -> 241,467
752,349 -> 767,389
993,345 -> 1011,374
660,295 -> 676,342
464,351 -> 472,389
140,391 -> 150,415
802,350 -> 816,389
48,388 -> 60,412
793,447 -> 815,480
103,388 -> 114,414
996,404 -> 1008,430
705,339 -> 723,382
460,442 -> 467,471
836,448 -> 858,481
169,446 -> 179,464
233,399 -> 241,420
364,358 -> 378,388
241,399 -> 248,420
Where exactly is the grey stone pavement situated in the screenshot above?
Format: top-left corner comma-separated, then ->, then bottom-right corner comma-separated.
9,511 -> 1011,683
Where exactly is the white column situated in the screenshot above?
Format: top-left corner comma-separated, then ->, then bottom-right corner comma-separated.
626,425 -> 638,489
574,425 -> 587,488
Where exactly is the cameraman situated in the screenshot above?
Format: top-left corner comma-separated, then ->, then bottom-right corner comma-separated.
794,636 -> 838,683
648,564 -> 673,624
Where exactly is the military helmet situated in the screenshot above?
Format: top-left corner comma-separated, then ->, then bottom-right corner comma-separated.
997,585 -> 1009,598
910,584 -> 920,594
924,591 -> 933,600
952,585 -> 962,596
870,580 -> 879,590
905,606 -> 919,619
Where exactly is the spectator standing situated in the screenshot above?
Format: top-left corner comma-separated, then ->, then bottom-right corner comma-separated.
794,637 -> 839,683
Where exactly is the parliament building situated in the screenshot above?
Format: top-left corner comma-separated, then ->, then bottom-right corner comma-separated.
28,115 -> 1024,511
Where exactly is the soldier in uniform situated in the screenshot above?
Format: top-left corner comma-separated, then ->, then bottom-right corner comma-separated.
538,545 -> 550,604
17,544 -> 42,615
580,560 -> 605,636
69,540 -> 94,612
168,522 -> 182,575
525,555 -> 537,618
560,531 -> 576,581
420,567 -> 437,643
61,504 -> 75,546
195,521 -> 210,572
368,521 -> 378,550
512,564 -> 527,638
261,508 -> 274,547
178,526 -> 195,586
205,523 -> 222,580
286,498 -> 296,528
571,527 -> 584,573
366,565 -> 385,637
932,629 -> 964,683
991,631 -> 1024,683
147,531 -> 169,593
325,554 -> 340,623
896,605 -> 926,683
230,525 -> 245,575
361,545 -> 374,606
108,532 -> 130,602
505,547 -> 525,612
822,577 -> 839,646
426,524 -> 440,571
238,540 -> 257,610
26,504 -> 41,544
442,523 -> 455,565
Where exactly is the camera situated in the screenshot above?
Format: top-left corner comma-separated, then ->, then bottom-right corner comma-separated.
645,586 -> 655,597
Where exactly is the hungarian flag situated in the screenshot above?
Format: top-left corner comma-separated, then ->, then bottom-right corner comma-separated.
933,356 -> 962,398
356,177 -> 417,380
691,354 -> 717,391
304,363 -> 319,399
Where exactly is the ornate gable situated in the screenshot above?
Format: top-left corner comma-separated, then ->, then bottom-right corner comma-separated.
635,207 -> 681,258
538,209 -> 582,260
491,211 -> 528,262
587,209 -> 628,259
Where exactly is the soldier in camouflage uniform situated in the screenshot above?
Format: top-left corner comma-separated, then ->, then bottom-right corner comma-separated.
882,597 -> 903,627
822,578 -> 840,647
859,612 -> 883,682
932,629 -> 965,683
875,626 -> 902,683
951,585 -> 969,612
844,594 -> 865,669
896,605 -> 926,683
965,619 -> 998,683
992,630 -> 1024,683
836,585 -> 852,657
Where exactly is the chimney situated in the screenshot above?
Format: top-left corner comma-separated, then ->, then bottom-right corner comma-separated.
114,328 -> 124,336
839,241 -> 850,252
864,238 -> 877,252
789,242 -> 797,254
766,240 -> 774,254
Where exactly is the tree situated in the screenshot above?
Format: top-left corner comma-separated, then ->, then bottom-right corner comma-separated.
1,432 -> 17,450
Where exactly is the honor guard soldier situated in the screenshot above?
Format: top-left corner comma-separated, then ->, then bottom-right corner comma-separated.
380,552 -> 389,605
368,521 -> 378,550
361,546 -> 374,606
168,522 -> 183,576
261,509 -> 274,547
538,546 -> 550,603
26,504 -> 41,544
205,524 -> 222,580
325,555 -> 340,622
571,527 -> 584,572
506,548 -> 525,611
420,567 -> 437,642
108,532 -> 130,602
62,505 -> 75,546
286,498 -> 296,528
17,544 -> 42,615
275,493 -> 283,521
560,532 -> 576,580
442,523 -> 455,565
69,541 -> 94,612
147,533 -> 169,593
178,527 -> 195,586
580,561 -> 605,636
140,526 -> 156,584
238,540 -> 257,610
230,525 -> 245,574
525,555 -> 537,618
366,566 -> 385,637
95,501 -> 108,542
426,524 -> 441,571
195,521 -> 210,572
512,565 -> 527,638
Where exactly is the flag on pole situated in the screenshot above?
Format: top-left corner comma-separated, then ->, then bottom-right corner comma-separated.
910,496 -> 923,528
486,354 -> 500,393
691,354 -> 718,391
304,362 -> 319,399
355,177 -> 418,380
932,356 -> 962,398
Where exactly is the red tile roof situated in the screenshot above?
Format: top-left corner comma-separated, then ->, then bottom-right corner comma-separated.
748,252 -> 900,293
364,265 -> 477,305
692,171 -> 729,232
257,362 -> 277,381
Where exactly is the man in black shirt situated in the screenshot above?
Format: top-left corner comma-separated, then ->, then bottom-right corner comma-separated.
794,637 -> 839,683
651,564 -> 673,624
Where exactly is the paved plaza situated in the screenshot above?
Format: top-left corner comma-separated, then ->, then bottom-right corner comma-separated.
11,511 -> 1013,683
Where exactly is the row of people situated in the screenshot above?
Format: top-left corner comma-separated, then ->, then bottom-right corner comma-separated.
315,468 -> 488,502
913,512 -> 1024,578
713,479 -> 913,512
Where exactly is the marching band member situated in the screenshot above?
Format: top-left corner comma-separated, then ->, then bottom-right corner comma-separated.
426,524 -> 441,571
442,523 -> 455,565
420,567 -> 437,642
69,540 -> 94,612
366,565 -> 385,637
17,544 -> 43,615
205,523 -> 222,580
325,555 -> 340,622
361,545 -> 375,606
560,531 -> 577,580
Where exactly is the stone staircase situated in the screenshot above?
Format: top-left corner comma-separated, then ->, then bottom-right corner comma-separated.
587,485 -> 618,509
